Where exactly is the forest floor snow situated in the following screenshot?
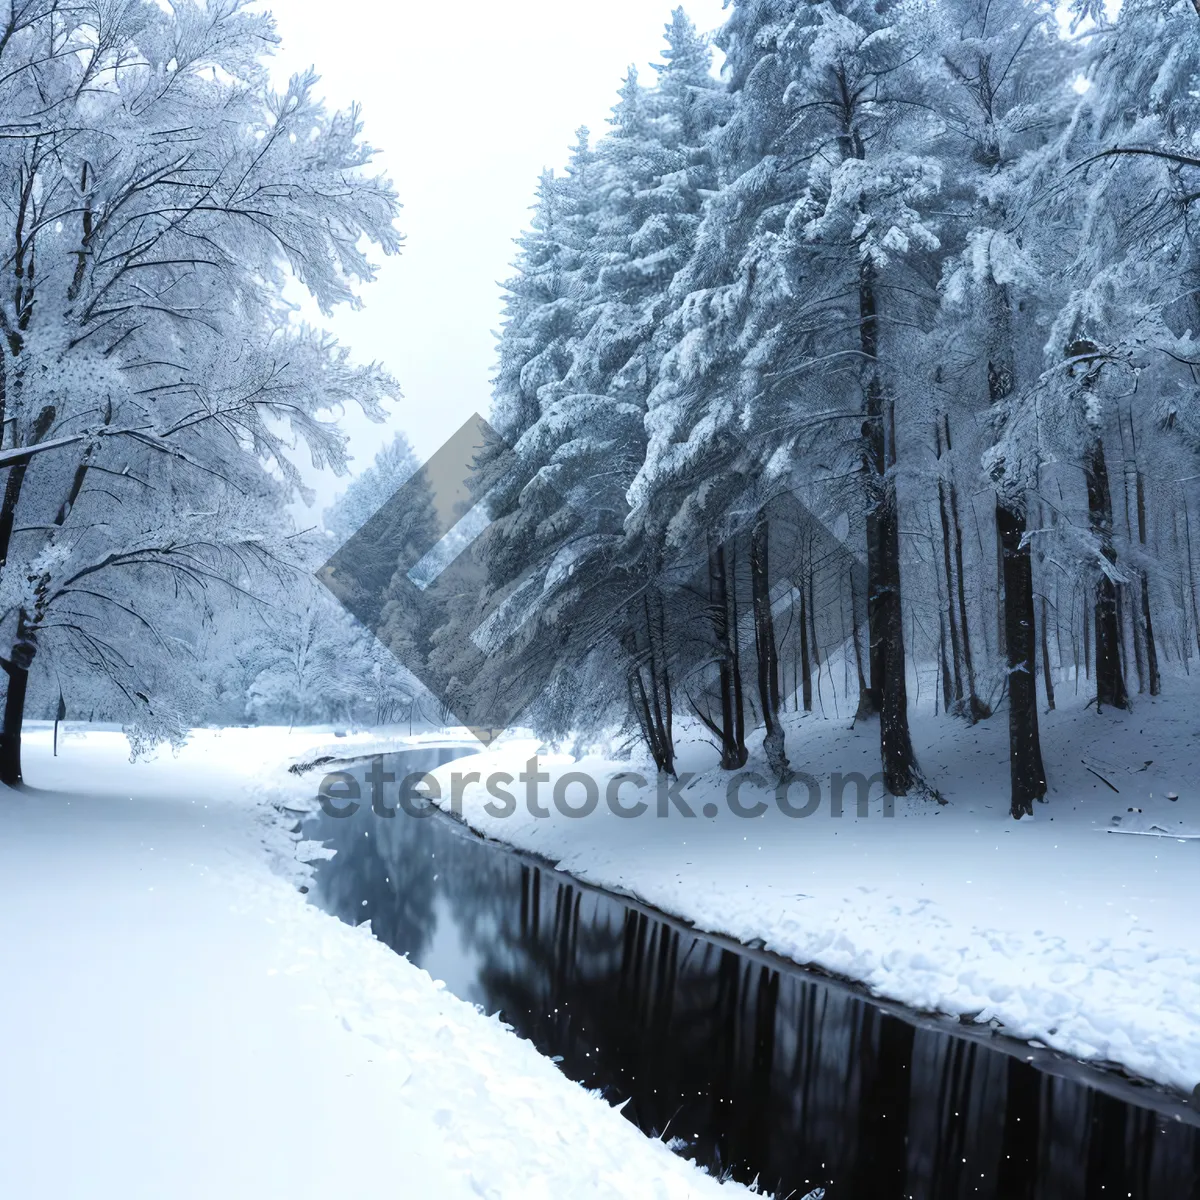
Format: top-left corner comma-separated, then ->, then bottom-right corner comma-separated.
396,682 -> 1200,1099
0,725 -> 755,1200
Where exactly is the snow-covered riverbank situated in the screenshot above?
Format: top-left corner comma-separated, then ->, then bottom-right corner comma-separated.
0,727 -> 755,1200
9,685 -> 1194,1199
372,687 -> 1200,1098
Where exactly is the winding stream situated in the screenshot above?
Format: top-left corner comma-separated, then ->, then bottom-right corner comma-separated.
301,746 -> 1200,1199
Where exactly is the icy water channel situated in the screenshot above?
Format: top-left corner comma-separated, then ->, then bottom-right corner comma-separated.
300,746 -> 1200,1200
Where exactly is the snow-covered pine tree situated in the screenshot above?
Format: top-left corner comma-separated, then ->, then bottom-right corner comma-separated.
478,13 -> 725,765
1049,0 -> 1200,707
928,0 -> 1074,814
628,1 -> 822,779
480,0 -> 1200,812
781,0 -> 942,793
324,432 -> 421,543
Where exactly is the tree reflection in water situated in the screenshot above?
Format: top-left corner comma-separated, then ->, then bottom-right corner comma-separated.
304,750 -> 1200,1200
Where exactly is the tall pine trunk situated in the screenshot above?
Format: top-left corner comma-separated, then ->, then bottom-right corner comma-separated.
709,541 -> 748,770
1083,435 -> 1129,712
626,594 -> 676,776
1070,338 -> 1129,712
1037,502 -> 1056,712
1186,498 -> 1200,661
750,514 -> 789,780
1040,593 -> 1056,712
991,290 -> 1046,818
997,503 -> 1047,815
849,568 -> 869,714
729,543 -> 746,758
1130,421 -> 1159,695
935,420 -> 964,705
645,594 -> 676,775
860,257 -> 914,794
942,416 -> 987,720
807,568 -> 821,710
860,518 -> 884,719
798,580 -> 812,712
859,266 -> 884,721
938,609 -> 951,715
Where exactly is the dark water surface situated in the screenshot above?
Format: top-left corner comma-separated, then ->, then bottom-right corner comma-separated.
301,747 -> 1200,1200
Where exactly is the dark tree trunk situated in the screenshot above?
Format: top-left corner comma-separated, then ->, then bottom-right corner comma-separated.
1130,580 -> 1146,695
990,296 -> 1046,817
1123,421 -> 1144,695
995,509 -> 1007,660
943,416 -> 986,719
849,568 -> 869,715
860,258 -> 914,793
1140,574 -> 1159,695
630,669 -> 663,771
859,268 -> 885,721
1117,584 -> 1130,688
1186,498 -> 1200,661
1040,593 -> 1055,712
807,568 -> 821,677
938,609 -> 952,715
750,514 -> 789,779
1036,504 -> 1056,713
862,511 -> 885,718
0,614 -> 36,787
997,502 -> 1048,816
659,592 -> 674,753
0,662 -> 28,786
1068,338 -> 1128,711
807,567 -> 822,712
729,543 -> 746,761
0,406 -> 76,786
0,478 -> 33,782
1133,456 -> 1159,695
936,421 -> 964,705
709,542 -> 748,770
1084,436 -> 1129,712
792,625 -> 800,712
645,596 -> 675,776
1072,597 -> 1081,691
0,429 -> 103,786
878,443 -> 915,795
625,595 -> 675,776
798,577 -> 812,712
1082,586 -> 1091,680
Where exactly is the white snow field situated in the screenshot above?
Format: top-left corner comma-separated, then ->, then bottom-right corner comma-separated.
389,683 -> 1200,1099
0,726 -> 755,1200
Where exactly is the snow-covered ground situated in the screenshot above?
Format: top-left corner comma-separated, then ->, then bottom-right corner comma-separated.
332,683 -> 1200,1098
6,682 -> 1195,1198
0,726 -> 756,1200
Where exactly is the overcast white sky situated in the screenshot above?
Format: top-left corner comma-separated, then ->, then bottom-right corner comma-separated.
270,0 -> 729,523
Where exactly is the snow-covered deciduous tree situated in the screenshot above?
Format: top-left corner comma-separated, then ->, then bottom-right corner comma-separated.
0,0 -> 400,779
